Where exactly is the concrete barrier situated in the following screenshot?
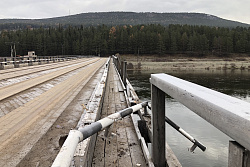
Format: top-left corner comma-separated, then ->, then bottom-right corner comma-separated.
4,64 -> 15,69
19,63 -> 28,68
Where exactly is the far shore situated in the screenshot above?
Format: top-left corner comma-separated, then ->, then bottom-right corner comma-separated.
120,54 -> 250,70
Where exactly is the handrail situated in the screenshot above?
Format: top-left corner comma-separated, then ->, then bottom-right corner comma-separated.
112,55 -> 127,89
165,116 -> 206,152
52,101 -> 148,167
150,73 -> 250,166
147,103 -> 206,152
151,73 -> 250,150
0,56 -> 92,70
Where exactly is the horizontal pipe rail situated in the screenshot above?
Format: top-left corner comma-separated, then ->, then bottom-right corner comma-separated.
165,116 -> 206,152
150,73 -> 250,151
78,101 -> 148,140
147,103 -> 206,151
0,56 -> 89,64
52,101 -> 148,167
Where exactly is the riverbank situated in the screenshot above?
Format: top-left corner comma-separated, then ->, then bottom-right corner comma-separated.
121,54 -> 250,70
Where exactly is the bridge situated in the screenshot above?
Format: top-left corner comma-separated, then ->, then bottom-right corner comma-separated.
0,56 -> 249,167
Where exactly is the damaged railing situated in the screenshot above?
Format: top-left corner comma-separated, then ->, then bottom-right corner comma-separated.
51,102 -> 148,167
150,73 -> 250,167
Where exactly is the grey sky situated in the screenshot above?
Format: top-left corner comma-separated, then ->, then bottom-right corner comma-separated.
0,0 -> 249,24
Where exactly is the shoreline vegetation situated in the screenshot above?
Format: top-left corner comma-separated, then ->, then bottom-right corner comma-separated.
121,54 -> 250,70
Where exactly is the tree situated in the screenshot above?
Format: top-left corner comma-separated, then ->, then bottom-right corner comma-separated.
170,32 -> 177,52
181,32 -> 188,51
1,24 -> 250,57
157,34 -> 166,55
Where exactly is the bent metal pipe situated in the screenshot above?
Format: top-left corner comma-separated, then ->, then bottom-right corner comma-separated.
52,101 -> 148,167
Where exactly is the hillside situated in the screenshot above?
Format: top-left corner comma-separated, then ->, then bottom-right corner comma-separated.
0,12 -> 249,30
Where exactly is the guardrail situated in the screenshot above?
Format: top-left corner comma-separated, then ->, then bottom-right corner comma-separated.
113,55 -> 156,167
52,102 -> 148,167
147,104 -> 206,152
150,73 -> 250,167
0,55 -> 92,70
112,55 -> 127,88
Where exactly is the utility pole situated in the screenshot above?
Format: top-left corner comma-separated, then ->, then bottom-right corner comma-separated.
5,42 -> 18,62
10,45 -> 13,58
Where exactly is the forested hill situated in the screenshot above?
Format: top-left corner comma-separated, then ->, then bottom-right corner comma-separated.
1,24 -> 250,57
0,12 -> 249,30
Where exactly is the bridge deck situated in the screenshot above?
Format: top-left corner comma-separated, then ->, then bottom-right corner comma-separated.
92,61 -> 147,166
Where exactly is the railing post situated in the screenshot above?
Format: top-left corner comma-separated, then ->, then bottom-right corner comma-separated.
123,61 -> 127,88
121,61 -> 124,81
0,62 -> 4,70
117,60 -> 121,75
228,141 -> 250,167
151,84 -> 166,167
28,57 -> 33,66
12,57 -> 18,68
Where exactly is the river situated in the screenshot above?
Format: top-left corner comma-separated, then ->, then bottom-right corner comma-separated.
127,69 -> 250,167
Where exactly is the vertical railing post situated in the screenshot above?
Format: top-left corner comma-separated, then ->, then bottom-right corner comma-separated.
14,58 -> 19,68
117,60 -> 121,75
113,56 -> 116,68
228,141 -> 250,167
28,57 -> 33,66
123,61 -> 127,88
151,84 -> 166,167
121,61 -> 124,81
0,62 -> 4,70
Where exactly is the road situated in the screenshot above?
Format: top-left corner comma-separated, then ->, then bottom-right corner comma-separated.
0,57 -> 107,166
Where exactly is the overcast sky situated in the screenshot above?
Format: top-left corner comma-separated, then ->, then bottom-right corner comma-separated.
0,0 -> 249,24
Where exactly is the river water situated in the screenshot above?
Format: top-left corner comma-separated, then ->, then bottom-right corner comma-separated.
127,69 -> 250,167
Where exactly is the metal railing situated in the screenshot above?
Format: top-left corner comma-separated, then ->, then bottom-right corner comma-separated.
52,57 -> 148,167
147,104 -> 206,152
52,57 -> 110,167
0,55 -> 92,70
150,73 -> 250,167
51,102 -> 148,167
